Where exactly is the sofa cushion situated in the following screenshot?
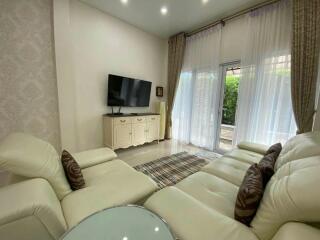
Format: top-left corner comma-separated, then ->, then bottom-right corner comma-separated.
271,222 -> 320,240
176,172 -> 238,218
72,147 -> 117,169
81,159 -> 137,186
225,149 -> 264,165
61,150 -> 85,190
235,164 -> 264,226
201,157 -> 250,186
62,160 -> 158,228
237,141 -> 270,155
144,187 -> 258,240
275,131 -> 320,170
251,156 -> 320,240
266,143 -> 282,157
0,133 -> 71,200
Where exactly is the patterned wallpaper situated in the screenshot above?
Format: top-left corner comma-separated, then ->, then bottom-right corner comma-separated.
0,0 -> 61,150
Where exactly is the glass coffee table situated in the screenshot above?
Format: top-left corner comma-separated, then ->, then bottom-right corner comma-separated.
61,205 -> 176,240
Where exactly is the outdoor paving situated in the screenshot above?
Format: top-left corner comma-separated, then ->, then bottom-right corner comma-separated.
219,125 -> 234,151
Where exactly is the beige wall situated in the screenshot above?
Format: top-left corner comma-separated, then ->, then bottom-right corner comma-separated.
0,0 -> 61,150
54,0 -> 168,152
52,4 -> 248,152
53,0 -> 79,152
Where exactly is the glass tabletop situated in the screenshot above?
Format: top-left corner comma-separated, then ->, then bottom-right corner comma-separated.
61,205 -> 176,240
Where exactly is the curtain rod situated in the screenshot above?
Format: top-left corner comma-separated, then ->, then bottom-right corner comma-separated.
186,0 -> 281,37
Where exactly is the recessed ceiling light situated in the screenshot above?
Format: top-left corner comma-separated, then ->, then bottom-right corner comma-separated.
120,0 -> 128,5
161,6 -> 168,15
202,0 -> 209,4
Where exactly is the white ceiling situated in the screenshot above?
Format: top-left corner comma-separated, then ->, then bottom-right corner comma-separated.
80,0 -> 266,38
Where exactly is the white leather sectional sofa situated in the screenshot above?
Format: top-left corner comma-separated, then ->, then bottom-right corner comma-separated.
0,133 -> 158,240
0,132 -> 320,240
144,131 -> 320,240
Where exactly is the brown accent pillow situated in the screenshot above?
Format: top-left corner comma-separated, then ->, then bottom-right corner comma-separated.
258,152 -> 278,187
235,164 -> 264,226
258,143 -> 282,187
266,143 -> 282,158
61,150 -> 85,190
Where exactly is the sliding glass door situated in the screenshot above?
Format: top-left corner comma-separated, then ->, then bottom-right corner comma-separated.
215,62 -> 240,153
173,56 -> 296,152
172,61 -> 242,153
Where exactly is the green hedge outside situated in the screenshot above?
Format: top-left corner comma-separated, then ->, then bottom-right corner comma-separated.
222,74 -> 239,125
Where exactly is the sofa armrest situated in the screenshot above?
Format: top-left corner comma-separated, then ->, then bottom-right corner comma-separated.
237,141 -> 269,155
72,147 -> 117,169
0,179 -> 67,240
272,222 -> 320,240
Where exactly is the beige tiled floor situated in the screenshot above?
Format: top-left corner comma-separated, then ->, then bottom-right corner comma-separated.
117,139 -> 205,167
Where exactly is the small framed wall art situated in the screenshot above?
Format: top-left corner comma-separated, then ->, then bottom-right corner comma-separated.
156,87 -> 163,97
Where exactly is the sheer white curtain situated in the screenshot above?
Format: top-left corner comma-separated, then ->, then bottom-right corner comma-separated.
235,0 -> 297,145
172,26 -> 222,150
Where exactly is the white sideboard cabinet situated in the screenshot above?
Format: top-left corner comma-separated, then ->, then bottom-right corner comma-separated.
103,114 -> 160,150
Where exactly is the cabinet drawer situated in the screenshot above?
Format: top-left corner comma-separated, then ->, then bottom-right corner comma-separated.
114,117 -> 132,125
132,117 -> 146,124
147,115 -> 160,122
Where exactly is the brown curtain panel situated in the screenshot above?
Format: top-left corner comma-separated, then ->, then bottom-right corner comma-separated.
165,33 -> 186,139
291,0 -> 320,134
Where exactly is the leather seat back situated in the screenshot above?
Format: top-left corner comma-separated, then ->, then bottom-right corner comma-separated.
0,178 -> 67,240
251,155 -> 320,240
275,131 -> 320,170
0,133 -> 71,200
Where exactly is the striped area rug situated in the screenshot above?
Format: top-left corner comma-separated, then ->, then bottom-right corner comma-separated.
134,152 -> 209,189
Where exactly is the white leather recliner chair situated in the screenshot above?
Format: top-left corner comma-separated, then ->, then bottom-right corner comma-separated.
0,133 -> 158,240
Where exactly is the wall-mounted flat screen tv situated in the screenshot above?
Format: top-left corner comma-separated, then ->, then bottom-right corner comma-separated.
107,74 -> 152,107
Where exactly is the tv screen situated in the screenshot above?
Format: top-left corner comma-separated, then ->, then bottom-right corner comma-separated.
107,74 -> 152,107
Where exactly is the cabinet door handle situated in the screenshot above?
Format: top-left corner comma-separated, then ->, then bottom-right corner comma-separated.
137,118 -> 142,121
120,120 -> 126,123
151,118 -> 155,120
